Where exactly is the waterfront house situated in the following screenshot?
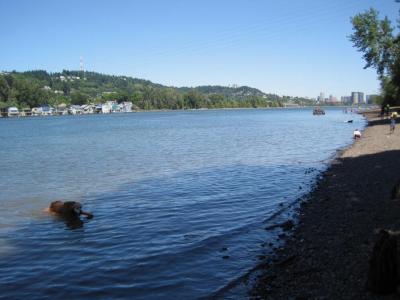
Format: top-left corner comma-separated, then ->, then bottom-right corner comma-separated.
94,104 -> 103,114
0,108 -> 7,117
101,102 -> 113,114
112,104 -> 121,113
54,103 -> 68,115
120,101 -> 133,112
20,108 -> 32,116
68,105 -> 83,115
31,107 -> 42,116
81,104 -> 95,114
105,100 -> 119,113
41,106 -> 54,116
7,107 -> 19,117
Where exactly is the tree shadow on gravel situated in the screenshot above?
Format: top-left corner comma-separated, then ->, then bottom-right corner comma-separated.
367,118 -> 394,127
251,149 -> 400,300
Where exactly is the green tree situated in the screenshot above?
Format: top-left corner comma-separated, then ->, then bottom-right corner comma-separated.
0,76 -> 10,101
350,7 -> 400,106
184,91 -> 204,109
71,91 -> 89,105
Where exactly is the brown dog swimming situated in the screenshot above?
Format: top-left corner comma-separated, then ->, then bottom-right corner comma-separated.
47,201 -> 93,219
47,201 -> 93,229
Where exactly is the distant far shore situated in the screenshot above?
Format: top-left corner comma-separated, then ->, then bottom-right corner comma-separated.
250,109 -> 400,299
0,104 -> 377,119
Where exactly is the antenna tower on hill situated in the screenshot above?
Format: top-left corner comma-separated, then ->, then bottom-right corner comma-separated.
80,56 -> 86,80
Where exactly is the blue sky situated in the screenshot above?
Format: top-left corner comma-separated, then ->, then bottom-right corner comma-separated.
0,0 -> 398,98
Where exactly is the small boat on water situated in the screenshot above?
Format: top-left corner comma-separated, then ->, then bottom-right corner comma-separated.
313,107 -> 325,115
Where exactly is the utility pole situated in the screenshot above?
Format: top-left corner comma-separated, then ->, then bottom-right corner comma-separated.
80,56 -> 85,80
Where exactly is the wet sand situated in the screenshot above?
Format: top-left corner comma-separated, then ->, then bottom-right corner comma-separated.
251,114 -> 400,299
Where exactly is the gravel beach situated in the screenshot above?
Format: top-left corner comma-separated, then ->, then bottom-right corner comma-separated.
251,113 -> 400,299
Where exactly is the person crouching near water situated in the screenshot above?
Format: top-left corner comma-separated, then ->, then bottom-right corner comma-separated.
353,129 -> 362,139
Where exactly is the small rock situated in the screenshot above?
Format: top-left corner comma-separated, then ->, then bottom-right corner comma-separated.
281,220 -> 295,231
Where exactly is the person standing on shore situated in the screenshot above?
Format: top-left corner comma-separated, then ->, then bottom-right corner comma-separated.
390,112 -> 397,133
385,104 -> 390,119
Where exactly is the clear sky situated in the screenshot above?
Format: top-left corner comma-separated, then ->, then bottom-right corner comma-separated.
0,0 -> 398,98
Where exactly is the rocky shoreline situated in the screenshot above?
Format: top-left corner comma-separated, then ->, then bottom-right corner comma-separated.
251,113 -> 400,299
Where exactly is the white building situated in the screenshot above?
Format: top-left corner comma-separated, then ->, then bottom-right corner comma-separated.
7,107 -> 19,117
81,104 -> 95,114
101,102 -> 112,114
120,102 -> 133,112
31,107 -> 42,116
351,92 -> 365,104
41,106 -> 54,116
318,92 -> 325,103
68,105 -> 83,115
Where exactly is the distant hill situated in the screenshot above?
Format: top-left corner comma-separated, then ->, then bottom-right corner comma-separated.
0,70 -> 312,110
179,85 -> 269,99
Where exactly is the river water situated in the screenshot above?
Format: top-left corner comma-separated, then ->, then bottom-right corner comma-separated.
0,108 -> 364,299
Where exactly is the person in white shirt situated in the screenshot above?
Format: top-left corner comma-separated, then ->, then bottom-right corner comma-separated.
353,129 -> 361,139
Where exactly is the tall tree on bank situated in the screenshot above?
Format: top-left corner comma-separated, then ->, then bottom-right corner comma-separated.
350,6 -> 400,107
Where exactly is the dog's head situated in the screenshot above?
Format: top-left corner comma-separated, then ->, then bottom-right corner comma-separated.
62,201 -> 83,216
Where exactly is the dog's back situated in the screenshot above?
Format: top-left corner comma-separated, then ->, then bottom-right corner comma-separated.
49,201 -> 80,217
49,201 -> 64,214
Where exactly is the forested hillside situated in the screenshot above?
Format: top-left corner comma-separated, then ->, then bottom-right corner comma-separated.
0,70 -> 312,110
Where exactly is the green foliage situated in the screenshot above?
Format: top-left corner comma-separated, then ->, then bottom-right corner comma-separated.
0,70 -> 308,110
370,94 -> 383,105
350,6 -> 400,106
70,91 -> 89,105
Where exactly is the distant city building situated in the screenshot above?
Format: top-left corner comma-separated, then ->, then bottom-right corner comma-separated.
359,92 -> 365,104
318,92 -> 325,103
341,96 -> 351,104
324,94 -> 339,104
351,92 -> 359,104
328,95 -> 340,103
351,92 -> 365,104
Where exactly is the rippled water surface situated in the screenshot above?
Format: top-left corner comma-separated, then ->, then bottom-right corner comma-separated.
0,108 -> 364,299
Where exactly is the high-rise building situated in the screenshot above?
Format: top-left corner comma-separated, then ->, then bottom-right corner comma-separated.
318,92 -> 325,103
341,96 -> 351,104
350,92 -> 366,104
351,92 -> 359,104
328,95 -> 339,103
359,92 -> 365,104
